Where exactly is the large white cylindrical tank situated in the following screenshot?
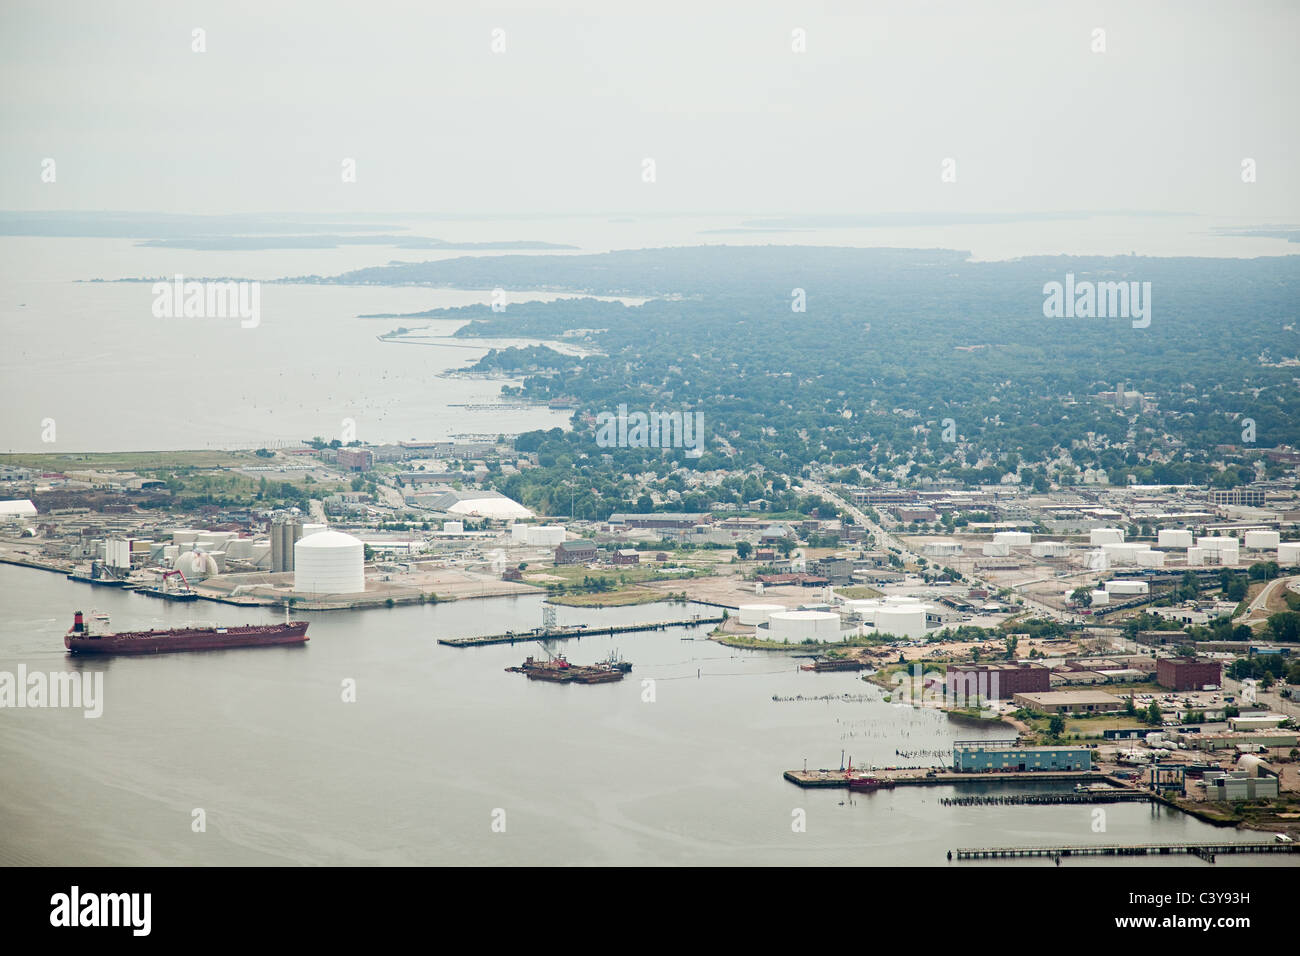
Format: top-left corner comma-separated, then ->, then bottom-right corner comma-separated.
1134,549 -> 1165,567
1091,589 -> 1111,605
1197,536 -> 1236,552
172,529 -> 200,547
1279,542 -> 1300,565
1244,530 -> 1280,550
993,531 -> 1032,546
443,521 -> 465,534
174,549 -> 219,581
768,610 -> 843,641
163,544 -> 179,561
1105,580 -> 1148,595
982,541 -> 1010,557
738,603 -> 786,625
923,540 -> 961,557
1091,528 -> 1124,545
301,523 -> 327,539
843,599 -> 883,624
249,541 -> 272,567
294,530 -> 365,595
1031,541 -> 1069,558
1102,543 -> 1139,564
525,525 -> 566,547
510,524 -> 529,543
872,604 -> 928,639
1186,547 -> 1205,566
224,538 -> 254,559
1157,529 -> 1193,549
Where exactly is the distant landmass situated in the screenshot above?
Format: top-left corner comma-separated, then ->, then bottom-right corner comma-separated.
137,236 -> 579,251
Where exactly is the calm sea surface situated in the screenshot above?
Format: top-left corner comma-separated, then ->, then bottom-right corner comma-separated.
0,565 -> 1289,866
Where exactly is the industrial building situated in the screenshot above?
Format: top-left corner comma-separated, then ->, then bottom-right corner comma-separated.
1012,690 -> 1125,714
554,540 -> 598,565
945,663 -> 1050,701
952,740 -> 1091,773
1156,656 -> 1223,691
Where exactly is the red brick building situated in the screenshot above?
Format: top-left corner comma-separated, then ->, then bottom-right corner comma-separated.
946,663 -> 1050,701
1156,657 -> 1223,691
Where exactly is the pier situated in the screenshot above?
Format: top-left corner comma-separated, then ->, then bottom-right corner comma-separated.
438,615 -> 725,648
954,841 -> 1298,861
784,769 -> 1099,789
940,791 -> 1151,806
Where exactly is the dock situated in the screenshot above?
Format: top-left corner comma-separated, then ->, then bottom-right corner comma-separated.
438,616 -> 725,648
940,791 -> 1151,806
954,841 -> 1298,860
784,769 -> 1099,789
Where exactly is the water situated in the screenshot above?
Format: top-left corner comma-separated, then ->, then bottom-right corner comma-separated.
0,564 -> 1287,866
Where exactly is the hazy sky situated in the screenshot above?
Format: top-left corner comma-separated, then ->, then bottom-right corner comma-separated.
2,0 -> 1296,217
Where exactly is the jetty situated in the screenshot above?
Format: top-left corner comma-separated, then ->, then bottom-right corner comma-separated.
953,842 -> 1298,861
438,616 -> 724,648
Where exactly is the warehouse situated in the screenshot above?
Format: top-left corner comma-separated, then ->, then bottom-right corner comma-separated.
953,740 -> 1091,773
1156,656 -> 1223,691
946,663 -> 1050,701
1012,690 -> 1125,714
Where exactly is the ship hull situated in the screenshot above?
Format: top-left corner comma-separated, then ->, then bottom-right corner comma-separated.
65,622 -> 309,655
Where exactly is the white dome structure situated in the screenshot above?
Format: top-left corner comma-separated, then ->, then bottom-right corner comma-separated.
767,610 -> 843,641
294,530 -> 365,595
737,603 -> 785,625
174,549 -> 219,581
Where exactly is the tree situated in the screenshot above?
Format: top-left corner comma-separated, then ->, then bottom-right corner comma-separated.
735,541 -> 753,560
1070,587 -> 1092,607
1124,695 -> 1137,717
1048,715 -> 1066,738
1145,701 -> 1162,725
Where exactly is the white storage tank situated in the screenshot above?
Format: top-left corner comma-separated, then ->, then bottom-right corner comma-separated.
737,603 -> 785,626
1197,536 -> 1236,552
224,538 -> 254,559
1090,528 -> 1125,545
1279,542 -> 1300,565
294,530 -> 365,595
525,525 -> 566,547
768,610 -> 843,641
992,531 -> 1032,546
1031,542 -> 1069,558
443,521 -> 465,534
1244,530 -> 1280,550
174,549 -> 219,581
163,544 -> 179,561
1105,580 -> 1148,596
1134,549 -> 1165,568
249,541 -> 272,567
172,529 -> 200,547
1186,547 -> 1205,566
871,604 -> 928,639
1157,529 -> 1193,549
1102,543 -> 1139,565
1091,589 -> 1111,605
982,541 -> 1010,557
923,540 -> 962,557
510,524 -> 529,543
301,523 -> 328,539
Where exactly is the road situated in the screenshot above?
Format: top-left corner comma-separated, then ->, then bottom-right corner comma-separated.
1236,574 -> 1300,625
802,478 -> 1084,629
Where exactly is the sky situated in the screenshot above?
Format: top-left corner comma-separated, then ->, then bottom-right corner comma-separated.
1,0 -> 1296,218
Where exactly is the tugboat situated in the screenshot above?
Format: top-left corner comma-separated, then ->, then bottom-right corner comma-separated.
845,758 -> 895,793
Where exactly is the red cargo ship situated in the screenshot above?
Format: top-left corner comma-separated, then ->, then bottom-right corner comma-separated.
64,611 -> 309,655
